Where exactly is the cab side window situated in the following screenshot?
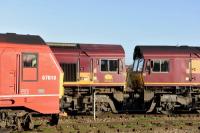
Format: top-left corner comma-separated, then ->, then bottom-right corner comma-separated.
153,60 -> 160,72
109,60 -> 118,71
152,59 -> 169,72
101,59 -> 118,72
101,60 -> 108,71
161,60 -> 169,72
23,53 -> 38,68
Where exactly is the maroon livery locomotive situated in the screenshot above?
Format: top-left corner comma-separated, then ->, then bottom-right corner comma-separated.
49,42 -> 127,114
131,46 -> 200,114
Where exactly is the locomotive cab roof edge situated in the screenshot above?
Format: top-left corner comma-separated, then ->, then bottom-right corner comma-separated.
0,33 -> 46,45
134,45 -> 200,58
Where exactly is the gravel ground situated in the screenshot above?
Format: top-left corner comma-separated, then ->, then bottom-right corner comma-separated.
11,114 -> 200,133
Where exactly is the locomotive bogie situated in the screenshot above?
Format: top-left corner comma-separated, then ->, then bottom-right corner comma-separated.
0,110 -> 34,130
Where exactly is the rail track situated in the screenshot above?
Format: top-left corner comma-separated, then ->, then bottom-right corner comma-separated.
8,112 -> 200,133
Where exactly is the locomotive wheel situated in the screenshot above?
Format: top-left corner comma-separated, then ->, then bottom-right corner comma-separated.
90,102 -> 110,115
89,104 -> 103,115
16,117 -> 22,131
23,113 -> 34,130
160,102 -> 174,115
50,114 -> 59,126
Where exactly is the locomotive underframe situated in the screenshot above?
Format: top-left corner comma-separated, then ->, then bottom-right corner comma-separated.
60,86 -> 132,114
145,86 -> 200,114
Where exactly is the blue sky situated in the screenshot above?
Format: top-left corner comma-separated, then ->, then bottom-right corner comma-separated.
0,0 -> 200,64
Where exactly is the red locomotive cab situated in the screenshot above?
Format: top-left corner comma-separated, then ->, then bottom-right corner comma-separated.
132,46 -> 174,88
133,46 -> 190,87
0,33 -> 64,114
79,44 -> 126,88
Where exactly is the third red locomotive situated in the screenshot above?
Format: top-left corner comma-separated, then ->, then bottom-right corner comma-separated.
130,46 -> 200,114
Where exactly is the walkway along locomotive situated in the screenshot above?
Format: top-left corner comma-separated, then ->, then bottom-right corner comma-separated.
0,33 -> 64,129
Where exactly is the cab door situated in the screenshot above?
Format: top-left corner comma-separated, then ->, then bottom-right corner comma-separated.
79,57 -> 92,82
22,53 -> 38,81
0,48 -> 19,95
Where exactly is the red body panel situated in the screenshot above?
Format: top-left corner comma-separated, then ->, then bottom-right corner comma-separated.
143,58 -> 189,86
0,34 -> 62,114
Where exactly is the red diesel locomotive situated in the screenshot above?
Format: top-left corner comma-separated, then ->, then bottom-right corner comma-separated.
131,46 -> 200,114
49,42 -> 127,114
0,33 -> 63,129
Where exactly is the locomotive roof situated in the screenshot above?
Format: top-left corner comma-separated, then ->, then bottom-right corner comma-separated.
134,45 -> 200,58
79,44 -> 124,55
48,42 -> 125,56
0,33 -> 46,45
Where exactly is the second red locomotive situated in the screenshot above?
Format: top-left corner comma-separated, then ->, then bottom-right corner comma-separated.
49,42 -> 127,114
